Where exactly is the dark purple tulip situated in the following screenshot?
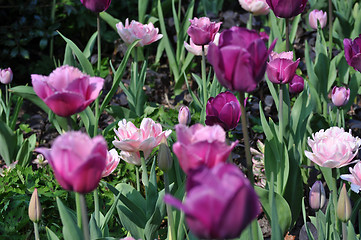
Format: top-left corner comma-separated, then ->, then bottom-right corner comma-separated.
289,75 -> 304,94
164,163 -> 260,239
267,58 -> 300,84
344,35 -> 361,72
266,0 -> 308,18
187,17 -> 222,46
205,91 -> 241,131
80,0 -> 111,12
208,27 -> 276,93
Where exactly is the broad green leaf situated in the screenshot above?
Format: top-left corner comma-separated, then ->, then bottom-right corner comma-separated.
83,31 -> 98,59
90,213 -> 102,239
9,86 -> 49,113
46,227 -> 60,240
99,12 -> 120,32
56,198 -> 83,240
0,120 -> 16,166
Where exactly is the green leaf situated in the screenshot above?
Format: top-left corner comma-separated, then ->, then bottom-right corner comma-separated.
89,213 -> 102,239
79,107 -> 96,137
56,198 -> 83,240
9,86 -> 49,113
46,227 -> 60,240
83,31 -> 98,59
99,12 -> 120,32
0,120 -> 16,166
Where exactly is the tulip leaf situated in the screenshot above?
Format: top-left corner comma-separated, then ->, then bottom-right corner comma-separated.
99,12 -> 120,32
9,86 -> 49,113
0,120 -> 16,166
16,133 -> 36,167
145,187 -> 167,240
146,158 -> 158,219
79,107 -> 96,137
56,198 -> 83,240
89,213 -> 102,239
290,15 -> 301,44
57,31 -> 94,76
46,227 -> 60,240
239,219 -> 263,240
83,31 -> 98,59
101,191 -> 121,232
63,43 -> 77,67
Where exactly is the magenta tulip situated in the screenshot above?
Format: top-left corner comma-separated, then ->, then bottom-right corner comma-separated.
187,17 -> 222,46
205,91 -> 241,131
331,86 -> 350,107
173,124 -> 238,173
341,162 -> 361,193
0,67 -> 13,84
344,35 -> 361,72
309,9 -> 327,29
266,0 -> 308,18
208,27 -> 276,93
289,75 -> 304,94
36,131 -> 108,194
31,65 -> 104,117
164,163 -> 260,239
80,0 -> 111,12
178,106 -> 191,125
266,52 -> 300,84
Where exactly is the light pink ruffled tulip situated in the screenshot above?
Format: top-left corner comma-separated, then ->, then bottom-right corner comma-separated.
305,127 -> 361,168
119,151 -> 141,165
173,124 -> 238,173
309,9 -> 327,30
102,149 -> 120,178
113,118 -> 172,162
0,67 -> 13,84
341,162 -> 361,193
36,131 -> 108,194
332,86 -> 350,107
238,0 -> 270,16
116,19 -> 163,47
178,106 -> 191,125
31,65 -> 104,117
187,17 -> 222,46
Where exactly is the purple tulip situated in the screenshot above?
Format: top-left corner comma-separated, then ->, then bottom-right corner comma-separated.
205,91 -> 241,131
80,0 -> 111,12
289,75 -> 304,94
187,17 -> 222,46
344,35 -> 361,72
36,131 -> 108,194
208,27 -> 276,93
164,163 -> 260,239
309,181 -> 326,211
266,0 -> 308,18
266,54 -> 300,84
331,86 -> 350,107
0,67 -> 13,84
31,65 -> 104,117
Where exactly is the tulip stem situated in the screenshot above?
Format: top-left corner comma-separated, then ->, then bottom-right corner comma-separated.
201,45 -> 207,124
97,13 -> 101,73
94,189 -> 100,225
285,18 -> 290,51
79,193 -> 90,240
141,157 -> 149,188
342,222 -> 347,240
278,86 -> 284,194
75,193 -> 82,228
247,13 -> 253,30
50,0 -> 56,59
328,0 -> 333,58
239,92 -> 254,184
136,166 -> 140,191
336,108 -> 341,127
164,172 -> 176,240
33,222 -> 40,240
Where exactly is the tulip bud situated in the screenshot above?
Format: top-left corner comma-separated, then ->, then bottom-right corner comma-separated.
28,188 -> 42,223
331,86 -> 350,107
309,10 -> 327,30
80,0 -> 111,12
178,106 -> 191,125
337,184 -> 352,222
158,139 -> 173,172
0,67 -> 13,84
289,75 -> 304,94
309,181 -> 326,211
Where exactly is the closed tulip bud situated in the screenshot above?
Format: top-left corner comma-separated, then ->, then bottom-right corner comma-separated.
178,106 -> 191,125
0,67 -> 13,84
28,188 -> 42,223
309,181 -> 326,211
80,0 -> 111,12
289,75 -> 304,94
267,52 -> 300,84
331,86 -> 350,107
158,140 -> 173,172
309,10 -> 327,30
337,184 -> 352,222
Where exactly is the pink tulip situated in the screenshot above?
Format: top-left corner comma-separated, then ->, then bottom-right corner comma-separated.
331,86 -> 350,107
102,149 -> 120,178
309,9 -> 327,30
187,17 -> 222,46
184,33 -> 220,56
112,118 -> 172,161
173,124 -> 238,173
238,0 -> 270,16
80,0 -> 111,12
36,131 -> 108,194
178,106 -> 191,125
309,181 -> 326,211
344,35 -> 361,72
164,163 -> 260,239
289,75 -> 304,94
305,127 -> 361,168
116,19 -> 163,47
341,162 -> 361,193
0,67 -> 13,84
269,51 -> 293,61
267,51 -> 300,84
31,65 -> 104,117
119,151 -> 141,165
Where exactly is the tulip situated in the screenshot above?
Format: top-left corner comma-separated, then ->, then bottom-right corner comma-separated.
28,188 -> 42,223
289,75 -> 304,94
184,33 -> 220,56
309,9 -> 327,30
331,86 -> 350,107
31,65 -> 104,117
208,27 -> 276,93
337,184 -> 352,222
80,0 -> 111,12
267,51 -> 300,84
340,162 -> 361,193
0,67 -> 13,84
113,118 -> 172,161
266,0 -> 308,18
205,91 -> 241,131
309,181 -> 326,211
158,139 -> 173,172
36,131 -> 108,194
173,124 -> 238,173
164,163 -> 260,239
187,17 -> 222,46
178,106 -> 191,125
305,127 -> 361,168
119,151 -> 141,166
344,35 -> 361,72
238,0 -> 270,16
102,149 -> 120,178
116,19 -> 163,47
269,51 -> 293,60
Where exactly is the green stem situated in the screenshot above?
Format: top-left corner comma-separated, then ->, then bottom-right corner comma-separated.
337,108 -> 341,127
79,193 -> 90,240
33,222 -> 40,240
50,0 -> 56,59
239,92 -> 254,184
97,13 -> 101,73
328,0 -> 333,58
342,222 -> 347,240
201,45 -> 207,123
5,84 -> 9,125
285,18 -> 290,51
94,189 -> 100,225
341,109 -> 345,128
177,0 -> 182,21
165,172 -> 176,240
141,157 -> 149,188
93,13 -> 101,137
75,193 -> 82,228
278,86 -> 284,194
247,13 -> 253,30
136,166 -> 140,191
